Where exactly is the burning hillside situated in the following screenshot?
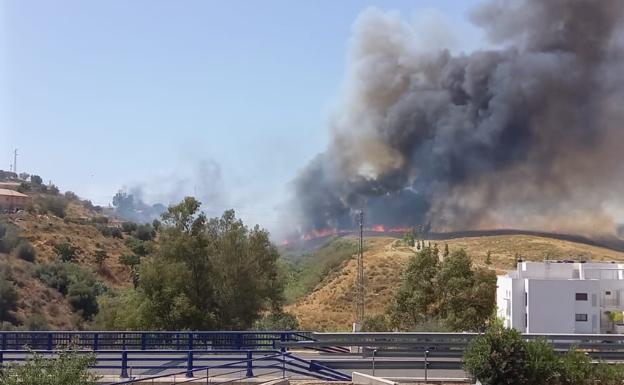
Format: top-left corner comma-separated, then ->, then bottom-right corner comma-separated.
289,0 -> 624,237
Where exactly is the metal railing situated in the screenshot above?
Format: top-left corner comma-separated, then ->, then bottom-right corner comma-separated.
0,349 -> 351,382
0,331 -> 312,352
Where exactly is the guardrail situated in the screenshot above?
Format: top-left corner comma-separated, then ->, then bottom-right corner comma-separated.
0,331 -> 312,351
0,349 -> 351,382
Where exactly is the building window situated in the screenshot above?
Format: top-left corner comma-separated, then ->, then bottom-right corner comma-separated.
575,293 -> 588,301
606,291 -> 612,295
575,314 -> 588,322
524,292 -> 527,306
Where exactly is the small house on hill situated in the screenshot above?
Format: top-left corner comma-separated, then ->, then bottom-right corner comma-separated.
0,188 -> 31,212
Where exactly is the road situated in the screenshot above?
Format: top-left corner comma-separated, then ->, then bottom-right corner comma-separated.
1,350 -> 468,382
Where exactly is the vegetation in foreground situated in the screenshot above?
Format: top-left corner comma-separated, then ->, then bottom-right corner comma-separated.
0,348 -> 99,385
363,245 -> 497,332
464,321 -> 624,385
94,197 -> 294,330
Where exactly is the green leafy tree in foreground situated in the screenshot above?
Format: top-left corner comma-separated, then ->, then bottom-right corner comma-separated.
388,247 -> 496,331
98,197 -> 284,331
0,349 -> 99,385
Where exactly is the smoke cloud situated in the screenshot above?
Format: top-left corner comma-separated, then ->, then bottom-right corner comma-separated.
113,159 -> 225,223
292,0 -> 624,235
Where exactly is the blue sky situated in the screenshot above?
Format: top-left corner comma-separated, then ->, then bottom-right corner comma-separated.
1,0 -> 485,230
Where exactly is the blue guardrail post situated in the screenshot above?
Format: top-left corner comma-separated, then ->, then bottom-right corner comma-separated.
186,351 -> 194,378
120,351 -> 129,378
246,351 -> 254,377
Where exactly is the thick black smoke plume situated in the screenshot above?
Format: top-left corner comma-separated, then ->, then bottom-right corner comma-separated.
292,0 -> 624,235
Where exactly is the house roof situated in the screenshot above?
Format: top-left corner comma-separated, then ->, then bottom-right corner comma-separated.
0,188 -> 29,198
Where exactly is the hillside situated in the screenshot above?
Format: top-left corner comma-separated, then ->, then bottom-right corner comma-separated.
1,187 -> 136,330
286,234 -> 624,331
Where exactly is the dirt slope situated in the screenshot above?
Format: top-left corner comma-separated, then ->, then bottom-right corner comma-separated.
287,234 -> 624,331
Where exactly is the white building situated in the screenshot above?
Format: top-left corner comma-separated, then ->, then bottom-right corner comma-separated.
497,261 -> 624,334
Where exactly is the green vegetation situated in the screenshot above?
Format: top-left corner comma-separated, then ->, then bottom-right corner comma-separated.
280,237 -> 358,303
95,197 -> 284,330
464,321 -> 624,385
0,221 -> 20,254
253,310 -> 300,330
0,348 -> 99,385
0,273 -> 18,323
361,314 -> 390,332
34,262 -> 105,320
388,247 -> 496,331
54,242 -> 78,262
14,240 -> 36,262
38,195 -> 69,218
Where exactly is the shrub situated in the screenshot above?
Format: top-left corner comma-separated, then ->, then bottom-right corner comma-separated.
54,242 -> 78,262
30,175 -> 42,185
14,240 -> 36,262
119,254 -> 140,267
0,275 -> 18,323
132,223 -> 155,241
64,191 -> 79,201
0,221 -> 19,253
0,348 -> 99,385
67,281 -> 98,320
559,348 -> 593,385
362,314 -> 390,331
35,262 -> 104,320
463,322 -> 528,385
121,222 -> 137,234
96,225 -> 122,239
35,262 -> 94,296
124,237 -> 149,256
21,314 -> 49,331
90,216 -> 109,224
253,311 -> 300,330
94,250 -> 108,267
525,338 -> 561,385
39,196 -> 69,218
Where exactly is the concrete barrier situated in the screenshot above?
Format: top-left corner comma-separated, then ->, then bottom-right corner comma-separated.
352,372 -> 397,385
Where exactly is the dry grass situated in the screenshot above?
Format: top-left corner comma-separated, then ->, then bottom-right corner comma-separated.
287,234 -> 624,331
4,200 -> 133,328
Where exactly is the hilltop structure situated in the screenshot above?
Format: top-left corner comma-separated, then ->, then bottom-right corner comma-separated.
498,261 -> 624,334
0,188 -> 31,212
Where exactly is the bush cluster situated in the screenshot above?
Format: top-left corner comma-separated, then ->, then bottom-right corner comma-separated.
14,240 -> 36,262
464,322 -> 624,385
95,225 -> 122,239
0,221 -> 20,254
38,195 -> 69,218
34,262 -> 106,320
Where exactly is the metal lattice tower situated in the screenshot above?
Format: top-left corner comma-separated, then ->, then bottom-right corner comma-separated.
356,210 -> 364,326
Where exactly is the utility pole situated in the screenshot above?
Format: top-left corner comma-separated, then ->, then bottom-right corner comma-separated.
13,149 -> 18,174
355,210 -> 364,331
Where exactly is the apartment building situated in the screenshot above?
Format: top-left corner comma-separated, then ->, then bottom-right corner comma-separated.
497,261 -> 624,334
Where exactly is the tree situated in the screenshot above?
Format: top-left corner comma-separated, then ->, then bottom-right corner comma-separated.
0,349 -> 99,385
54,242 -> 78,262
130,197 -> 284,330
30,175 -> 43,185
463,321 -> 529,385
388,246 -> 439,329
94,250 -> 108,268
389,247 -> 496,332
443,243 -> 449,258
485,250 -> 492,265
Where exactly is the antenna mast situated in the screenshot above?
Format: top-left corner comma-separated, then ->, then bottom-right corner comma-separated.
355,210 -> 364,329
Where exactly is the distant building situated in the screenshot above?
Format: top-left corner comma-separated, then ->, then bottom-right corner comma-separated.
497,261 -> 624,334
0,188 -> 31,211
0,181 -> 22,190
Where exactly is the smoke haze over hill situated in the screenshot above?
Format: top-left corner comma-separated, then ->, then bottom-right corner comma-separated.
291,0 -> 624,236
